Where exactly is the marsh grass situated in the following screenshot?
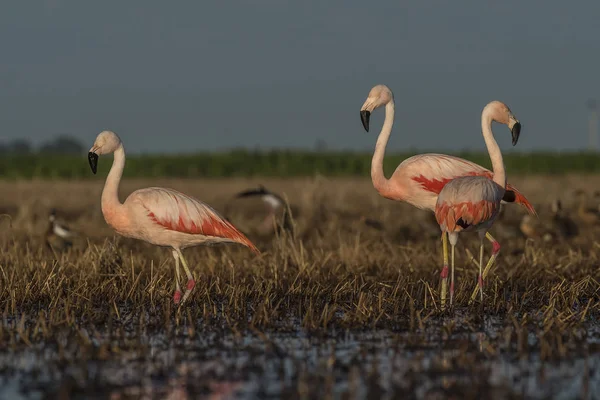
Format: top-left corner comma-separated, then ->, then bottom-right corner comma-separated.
1,176 -> 600,397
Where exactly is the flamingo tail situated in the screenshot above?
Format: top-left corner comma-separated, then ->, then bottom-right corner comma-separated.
504,184 -> 537,216
202,216 -> 261,254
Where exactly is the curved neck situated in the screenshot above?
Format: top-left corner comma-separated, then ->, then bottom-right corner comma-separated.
371,101 -> 394,194
481,113 -> 506,188
101,144 -> 125,212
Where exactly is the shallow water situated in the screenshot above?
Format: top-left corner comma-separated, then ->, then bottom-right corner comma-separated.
1,310 -> 598,400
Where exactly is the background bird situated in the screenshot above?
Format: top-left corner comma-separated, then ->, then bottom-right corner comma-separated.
360,85 -> 534,308
434,100 -> 519,308
88,130 -> 259,305
573,190 -> 600,225
45,208 -> 76,251
518,199 -> 578,243
520,214 -> 555,243
234,185 -> 296,237
519,214 -> 552,242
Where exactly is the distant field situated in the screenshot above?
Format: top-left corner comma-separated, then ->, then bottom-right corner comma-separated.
1,150 -> 600,179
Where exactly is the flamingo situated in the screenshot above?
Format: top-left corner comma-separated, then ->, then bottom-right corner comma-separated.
434,100 -> 519,307
88,131 -> 259,305
360,85 -> 535,307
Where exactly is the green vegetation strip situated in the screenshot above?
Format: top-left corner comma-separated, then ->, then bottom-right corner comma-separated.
0,151 -> 598,179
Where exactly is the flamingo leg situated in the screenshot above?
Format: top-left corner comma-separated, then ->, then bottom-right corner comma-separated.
478,237 -> 484,302
176,249 -> 196,305
450,243 -> 455,307
440,232 -> 449,309
172,250 -> 182,304
469,232 -> 500,304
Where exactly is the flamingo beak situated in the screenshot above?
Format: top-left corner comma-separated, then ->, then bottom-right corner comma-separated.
511,122 -> 521,146
88,152 -> 98,174
360,110 -> 371,132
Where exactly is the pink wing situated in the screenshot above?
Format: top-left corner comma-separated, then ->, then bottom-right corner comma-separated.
435,176 -> 502,232
402,154 -> 536,215
436,200 -> 498,232
133,187 -> 259,253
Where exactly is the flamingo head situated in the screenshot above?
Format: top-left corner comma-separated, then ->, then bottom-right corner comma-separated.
485,101 -> 521,146
88,130 -> 122,174
360,85 -> 394,132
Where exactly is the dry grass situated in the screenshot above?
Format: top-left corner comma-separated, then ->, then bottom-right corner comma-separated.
0,176 -> 599,397
1,175 -> 599,328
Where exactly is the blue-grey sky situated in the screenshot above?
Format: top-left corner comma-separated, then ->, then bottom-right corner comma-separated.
1,1 -> 599,153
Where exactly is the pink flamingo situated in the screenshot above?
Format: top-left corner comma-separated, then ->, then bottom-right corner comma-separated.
435,100 -> 517,307
88,131 -> 259,305
359,85 -> 534,307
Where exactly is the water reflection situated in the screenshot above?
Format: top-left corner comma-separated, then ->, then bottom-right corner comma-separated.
0,311 -> 598,399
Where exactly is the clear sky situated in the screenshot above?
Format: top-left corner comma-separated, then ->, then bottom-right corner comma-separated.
0,1 -> 599,153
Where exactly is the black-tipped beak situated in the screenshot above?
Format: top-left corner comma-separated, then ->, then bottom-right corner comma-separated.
511,122 -> 521,146
88,152 -> 98,174
360,110 -> 371,132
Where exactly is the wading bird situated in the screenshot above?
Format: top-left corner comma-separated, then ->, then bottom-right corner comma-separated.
88,131 -> 259,305
234,185 -> 295,237
435,101 -> 519,307
45,208 -> 76,251
519,214 -> 550,241
360,85 -> 535,307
